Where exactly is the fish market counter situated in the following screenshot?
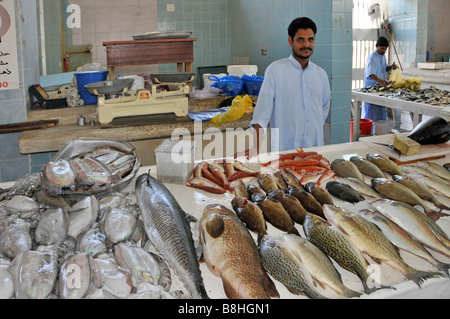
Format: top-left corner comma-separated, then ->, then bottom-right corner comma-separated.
2,141 -> 450,300
351,90 -> 450,142
18,103 -> 253,155
148,142 -> 450,299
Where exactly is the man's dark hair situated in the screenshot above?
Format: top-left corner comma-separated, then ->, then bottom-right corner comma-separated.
376,36 -> 389,47
288,17 -> 317,38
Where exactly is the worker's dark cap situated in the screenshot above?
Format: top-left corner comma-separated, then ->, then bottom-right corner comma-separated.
376,36 -> 389,47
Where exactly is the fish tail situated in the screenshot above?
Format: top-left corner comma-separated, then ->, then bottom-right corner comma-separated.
406,268 -> 447,288
342,287 -> 362,298
434,262 -> 450,276
361,281 -> 395,295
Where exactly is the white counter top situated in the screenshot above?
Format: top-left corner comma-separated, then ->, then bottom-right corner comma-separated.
125,142 -> 450,299
2,142 -> 450,299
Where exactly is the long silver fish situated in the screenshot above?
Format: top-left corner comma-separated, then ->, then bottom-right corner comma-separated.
370,199 -> 450,258
414,162 -> 450,182
357,209 -> 450,275
135,173 -> 209,299
402,166 -> 450,198
393,174 -> 450,210
371,178 -> 441,219
324,204 -> 445,288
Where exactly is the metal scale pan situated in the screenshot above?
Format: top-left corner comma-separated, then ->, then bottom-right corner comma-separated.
85,79 -> 135,96
149,72 -> 196,84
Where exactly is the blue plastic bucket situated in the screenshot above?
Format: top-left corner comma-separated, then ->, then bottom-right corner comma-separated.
75,71 -> 108,104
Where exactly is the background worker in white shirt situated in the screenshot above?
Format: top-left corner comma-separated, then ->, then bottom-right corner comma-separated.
239,17 -> 331,159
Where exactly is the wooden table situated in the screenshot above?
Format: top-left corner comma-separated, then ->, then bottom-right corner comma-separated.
351,90 -> 450,142
103,38 -> 197,79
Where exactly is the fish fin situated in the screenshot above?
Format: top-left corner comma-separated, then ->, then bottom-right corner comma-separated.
185,212 -> 198,223
221,275 -> 242,299
260,268 -> 280,298
205,213 -> 225,238
406,268 -> 447,288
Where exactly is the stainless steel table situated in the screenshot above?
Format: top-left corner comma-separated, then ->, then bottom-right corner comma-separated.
351,90 -> 450,141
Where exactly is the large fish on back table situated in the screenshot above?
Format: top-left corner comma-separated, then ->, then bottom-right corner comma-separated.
324,204 -> 445,288
135,173 -> 209,299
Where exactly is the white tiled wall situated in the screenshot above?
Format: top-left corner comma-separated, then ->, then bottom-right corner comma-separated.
69,0 -> 159,75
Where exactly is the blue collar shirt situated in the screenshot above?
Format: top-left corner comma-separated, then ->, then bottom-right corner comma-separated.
250,55 -> 331,152
364,50 -> 387,86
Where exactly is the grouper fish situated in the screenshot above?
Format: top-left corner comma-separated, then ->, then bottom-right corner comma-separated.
199,204 -> 279,299
259,234 -> 361,299
135,173 -> 209,299
302,213 -> 381,295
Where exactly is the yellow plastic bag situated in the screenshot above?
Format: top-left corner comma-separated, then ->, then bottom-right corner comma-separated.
403,76 -> 422,90
210,95 -> 252,126
389,68 -> 404,88
240,94 -> 254,113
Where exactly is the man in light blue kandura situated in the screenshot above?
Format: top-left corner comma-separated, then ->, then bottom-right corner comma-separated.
362,36 -> 398,121
239,17 -> 330,158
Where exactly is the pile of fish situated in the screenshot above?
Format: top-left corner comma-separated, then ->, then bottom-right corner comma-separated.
202,151 -> 450,299
0,172 -> 199,299
260,149 -> 336,185
41,145 -> 138,196
2,136 -> 450,299
186,160 -> 259,194
0,138 -> 209,299
358,84 -> 450,106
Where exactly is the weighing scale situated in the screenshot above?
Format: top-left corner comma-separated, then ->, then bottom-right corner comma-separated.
29,84 -> 68,109
87,74 -> 194,125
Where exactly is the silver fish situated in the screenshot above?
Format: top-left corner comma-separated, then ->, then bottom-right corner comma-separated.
259,235 -> 328,299
393,175 -> 450,210
9,250 -> 58,299
135,173 -> 208,299
402,165 -> 450,198
302,213 -> 379,294
59,253 -> 91,299
370,199 -> 450,258
357,209 -> 450,275
324,204 -> 445,288
414,162 -> 450,181
371,178 -> 440,219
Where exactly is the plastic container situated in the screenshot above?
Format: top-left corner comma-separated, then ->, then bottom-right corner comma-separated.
74,71 -> 108,104
350,119 -> 373,141
203,73 -> 227,88
374,120 -> 395,135
227,65 -> 258,77
155,139 -> 197,184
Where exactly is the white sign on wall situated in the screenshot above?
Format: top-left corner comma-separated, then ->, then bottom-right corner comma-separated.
0,0 -> 19,90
